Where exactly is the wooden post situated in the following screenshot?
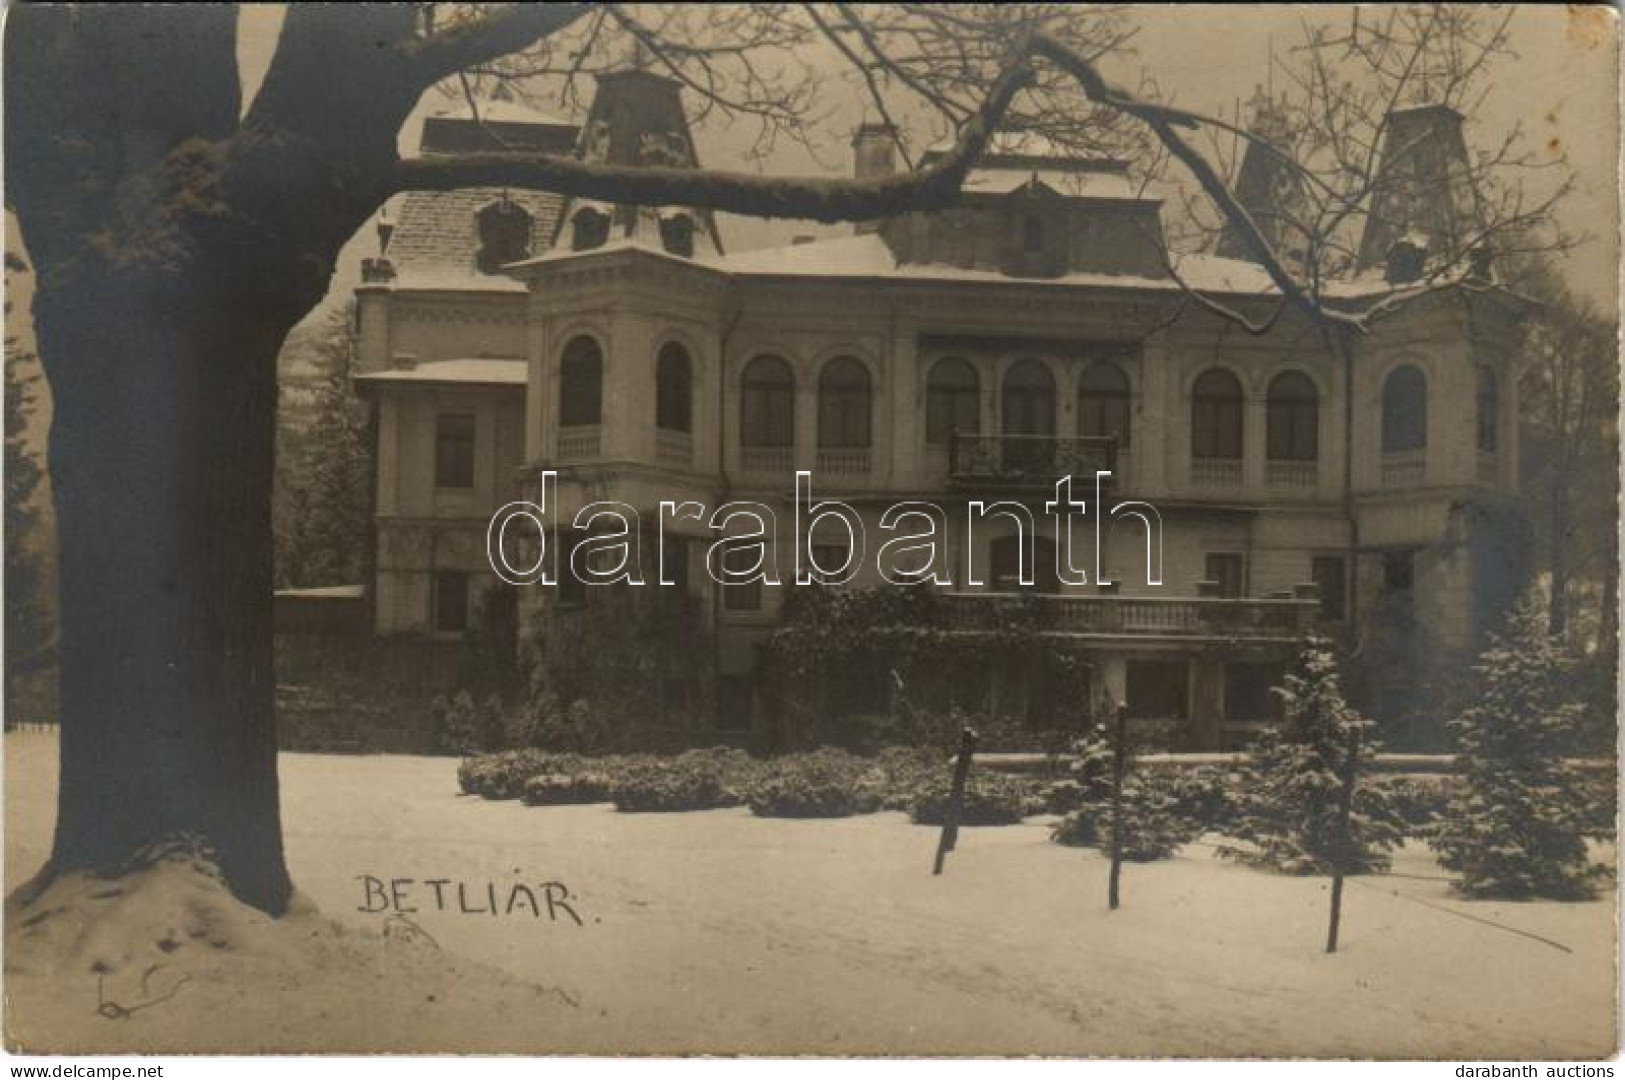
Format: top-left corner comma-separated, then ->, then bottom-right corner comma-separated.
1326,725 -> 1362,954
933,726 -> 978,875
1108,702 -> 1128,910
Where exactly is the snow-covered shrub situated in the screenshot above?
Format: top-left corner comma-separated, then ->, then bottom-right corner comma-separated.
1430,601 -> 1608,899
456,748 -> 556,799
908,772 -> 1036,826
747,751 -> 885,818
609,754 -> 734,812
1219,640 -> 1404,875
1364,773 -> 1452,836
1161,765 -> 1240,833
521,770 -> 612,806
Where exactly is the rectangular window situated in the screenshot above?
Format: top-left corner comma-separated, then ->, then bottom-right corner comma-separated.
721,543 -> 765,611
433,571 -> 470,634
1127,658 -> 1189,720
435,413 -> 477,489
1205,553 -> 1245,599
1312,555 -> 1348,622
1224,661 -> 1284,721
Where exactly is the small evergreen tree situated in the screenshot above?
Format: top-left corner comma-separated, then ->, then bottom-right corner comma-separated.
1051,723 -> 1202,862
273,304 -> 371,588
1220,638 -> 1404,874
1430,599 -> 1605,899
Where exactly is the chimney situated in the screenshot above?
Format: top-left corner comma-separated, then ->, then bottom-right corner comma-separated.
852,121 -> 898,235
1357,103 -> 1479,276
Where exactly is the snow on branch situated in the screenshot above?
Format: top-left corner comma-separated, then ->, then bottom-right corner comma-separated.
393,51 -> 1037,222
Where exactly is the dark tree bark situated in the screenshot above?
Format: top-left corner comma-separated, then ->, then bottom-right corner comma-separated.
4,5 -> 433,913
1,3 -> 1017,914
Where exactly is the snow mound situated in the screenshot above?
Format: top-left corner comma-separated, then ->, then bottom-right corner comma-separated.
5,849 -> 588,1053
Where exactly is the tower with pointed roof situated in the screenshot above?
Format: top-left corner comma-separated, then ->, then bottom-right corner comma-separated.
1215,87 -> 1309,269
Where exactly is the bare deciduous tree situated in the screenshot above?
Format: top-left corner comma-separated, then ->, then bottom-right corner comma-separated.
4,3 -> 1577,914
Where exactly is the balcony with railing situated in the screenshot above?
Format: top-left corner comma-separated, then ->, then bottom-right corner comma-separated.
816,447 -> 874,479
557,425 -> 602,461
1381,449 -> 1426,488
947,433 -> 1117,489
1266,459 -> 1318,491
740,444 -> 795,477
937,592 -> 1316,640
1191,456 -> 1243,489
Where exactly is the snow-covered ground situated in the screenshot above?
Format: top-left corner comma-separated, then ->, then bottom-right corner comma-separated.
5,731 -> 1617,1056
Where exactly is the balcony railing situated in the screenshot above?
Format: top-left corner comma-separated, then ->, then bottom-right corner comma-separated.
740,445 -> 795,476
1191,457 -> 1243,488
948,433 -> 1117,487
558,425 -> 601,461
938,592 -> 1316,639
1381,449 -> 1425,488
1266,459 -> 1318,490
657,428 -> 692,468
816,447 -> 873,477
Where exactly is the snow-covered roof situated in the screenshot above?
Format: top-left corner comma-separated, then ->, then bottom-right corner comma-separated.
431,96 -> 572,128
354,358 -> 527,387
961,166 -> 1144,200
386,187 -> 566,284
709,232 -> 1410,302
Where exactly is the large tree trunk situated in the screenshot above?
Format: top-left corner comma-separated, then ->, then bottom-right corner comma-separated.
6,5 -> 422,916
35,259 -> 292,912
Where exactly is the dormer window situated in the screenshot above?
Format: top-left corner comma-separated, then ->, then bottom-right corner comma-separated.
660,212 -> 696,258
475,199 -> 532,274
571,206 -> 611,252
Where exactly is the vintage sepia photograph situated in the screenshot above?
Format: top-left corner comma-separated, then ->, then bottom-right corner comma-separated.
2,2 -> 1620,1065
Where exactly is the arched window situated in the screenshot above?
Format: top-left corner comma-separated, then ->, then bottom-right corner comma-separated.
571,206 -> 610,252
476,200 -> 532,273
1002,359 -> 1055,436
818,357 -> 872,449
1191,368 -> 1243,459
559,336 -> 603,427
656,342 -> 693,433
1381,364 -> 1428,452
1476,366 -> 1498,452
1266,371 -> 1319,461
740,356 -> 795,448
1078,361 -> 1132,448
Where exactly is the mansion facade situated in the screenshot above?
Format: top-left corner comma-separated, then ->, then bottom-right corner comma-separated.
350,73 -> 1529,749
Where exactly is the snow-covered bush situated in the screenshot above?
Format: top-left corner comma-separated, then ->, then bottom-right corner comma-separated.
747,749 -> 884,818
608,752 -> 740,813
1219,640 -> 1404,875
908,772 -> 1036,826
521,770 -> 613,806
1430,601 -> 1608,899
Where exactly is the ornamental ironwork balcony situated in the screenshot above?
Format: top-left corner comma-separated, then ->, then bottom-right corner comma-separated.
936,592 -> 1317,640
947,432 -> 1118,488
